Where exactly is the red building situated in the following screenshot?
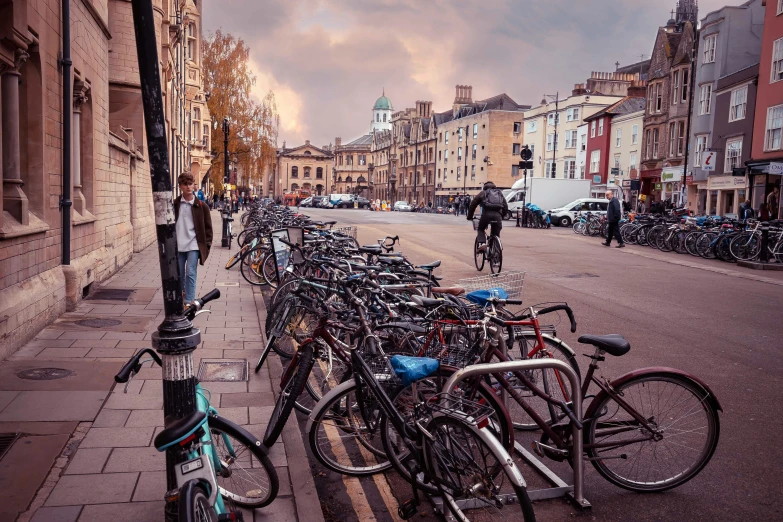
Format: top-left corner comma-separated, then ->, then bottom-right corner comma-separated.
747,0 -> 783,218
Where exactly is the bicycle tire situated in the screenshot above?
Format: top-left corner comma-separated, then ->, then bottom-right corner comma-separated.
225,247 -> 244,270
585,372 -> 720,492
504,333 -> 581,430
263,341 -> 315,446
240,247 -> 268,286
261,252 -> 279,288
474,237 -> 485,271
425,416 -> 536,522
684,231 -> 701,256
209,415 -> 279,507
307,379 -> 393,476
178,480 -> 218,522
489,237 -> 502,274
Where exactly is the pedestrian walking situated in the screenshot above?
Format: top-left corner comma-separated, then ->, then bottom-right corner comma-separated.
767,187 -> 779,219
212,193 -> 218,210
174,173 -> 213,304
603,189 -> 625,248
740,200 -> 754,220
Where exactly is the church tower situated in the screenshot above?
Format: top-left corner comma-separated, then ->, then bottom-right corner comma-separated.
675,0 -> 698,27
370,90 -> 393,132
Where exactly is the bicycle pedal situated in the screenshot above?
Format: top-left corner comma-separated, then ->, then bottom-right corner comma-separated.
218,512 -> 245,522
398,499 -> 419,520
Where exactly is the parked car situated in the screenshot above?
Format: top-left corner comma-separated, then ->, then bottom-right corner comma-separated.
394,201 -> 412,212
299,196 -> 313,207
354,196 -> 371,209
311,195 -> 327,208
549,198 -> 610,227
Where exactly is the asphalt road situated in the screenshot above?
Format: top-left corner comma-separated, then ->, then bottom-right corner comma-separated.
297,206 -> 783,522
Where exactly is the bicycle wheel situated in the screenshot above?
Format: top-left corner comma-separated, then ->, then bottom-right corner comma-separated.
684,232 -> 701,256
585,372 -> 720,492
488,237 -> 502,274
263,341 -> 315,446
178,480 -> 218,522
209,415 -> 279,507
261,252 -> 279,288
474,237 -> 485,271
505,333 -> 581,430
307,379 -> 393,476
696,232 -> 717,259
225,247 -> 244,270
729,233 -> 759,261
425,416 -> 536,522
296,342 -> 351,414
240,247 -> 268,286
272,301 -> 320,359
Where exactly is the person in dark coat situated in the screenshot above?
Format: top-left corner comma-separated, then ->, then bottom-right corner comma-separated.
603,189 -> 625,248
467,182 -> 508,250
174,173 -> 213,304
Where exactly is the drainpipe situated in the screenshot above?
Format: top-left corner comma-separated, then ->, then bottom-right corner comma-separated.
61,0 -> 72,265
682,28 -> 699,211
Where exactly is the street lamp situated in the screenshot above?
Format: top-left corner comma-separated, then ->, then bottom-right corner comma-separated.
463,125 -> 469,198
220,118 -> 232,248
544,93 -> 559,179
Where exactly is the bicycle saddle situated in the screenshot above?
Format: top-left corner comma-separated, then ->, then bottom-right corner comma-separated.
432,286 -> 464,296
378,257 -> 405,265
154,411 -> 208,451
359,245 -> 383,255
409,295 -> 444,308
323,220 -> 337,225
577,334 -> 630,357
418,260 -> 441,270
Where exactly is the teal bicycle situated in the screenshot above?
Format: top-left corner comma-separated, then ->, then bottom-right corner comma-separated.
115,290 -> 278,521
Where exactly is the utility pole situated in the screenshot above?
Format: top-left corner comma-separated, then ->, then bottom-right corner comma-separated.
462,125 -> 469,197
129,1 -> 201,518
413,134 -> 418,205
221,118 -> 232,247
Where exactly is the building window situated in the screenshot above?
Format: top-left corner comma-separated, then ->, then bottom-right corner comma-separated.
458,127 -> 463,141
304,167 -> 311,178
527,120 -> 537,133
512,143 -> 521,155
473,123 -> 478,138
699,84 -> 712,115
291,166 -> 299,178
598,118 -> 604,136
614,154 -> 621,169
472,144 -> 477,159
655,83 -> 662,112
645,129 -> 651,159
671,70 -> 680,105
445,131 -> 449,144
652,128 -> 659,159
471,165 -> 476,178
528,144 -> 535,159
565,130 -> 577,148
438,168 -> 441,179
590,150 -> 600,173
703,34 -> 717,64
547,113 -> 556,126
729,86 -> 748,121
772,38 -> 783,83
615,128 -> 622,147
316,167 -> 323,179
347,155 -> 353,166
765,105 -> 783,151
590,121 -> 596,138
444,149 -> 449,162
629,152 -> 637,170
677,121 -> 685,156
724,138 -> 742,173
579,163 -> 585,179
511,164 -> 520,177
778,0 -> 783,15
565,159 -> 576,179
439,132 -> 443,142
457,147 -> 462,161
545,160 -> 556,178
566,107 -> 580,122
457,166 -> 461,180
203,124 -> 209,146
681,69 -> 690,103
579,134 -> 586,151
669,123 -> 677,157
546,133 -> 555,151
513,122 -> 522,133
358,154 -> 367,166
695,134 -> 709,166
631,124 -> 638,145
376,113 -> 380,122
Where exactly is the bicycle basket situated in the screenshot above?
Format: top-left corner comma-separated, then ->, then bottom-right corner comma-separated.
458,271 -> 525,298
421,392 -> 495,426
334,226 -> 358,239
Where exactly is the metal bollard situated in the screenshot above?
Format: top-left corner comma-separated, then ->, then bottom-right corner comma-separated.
760,221 -> 770,263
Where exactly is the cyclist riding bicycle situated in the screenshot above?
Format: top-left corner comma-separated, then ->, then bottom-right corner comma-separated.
467,181 -> 508,252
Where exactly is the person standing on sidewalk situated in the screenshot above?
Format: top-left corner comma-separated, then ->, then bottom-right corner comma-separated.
174,173 -> 213,304
603,189 -> 625,248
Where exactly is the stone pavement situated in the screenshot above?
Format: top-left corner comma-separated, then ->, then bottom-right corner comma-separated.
0,210 -> 323,522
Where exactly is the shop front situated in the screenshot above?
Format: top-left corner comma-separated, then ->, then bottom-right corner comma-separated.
705,174 -> 748,216
747,160 -> 782,220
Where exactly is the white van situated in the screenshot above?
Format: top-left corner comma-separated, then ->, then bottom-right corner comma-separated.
324,194 -> 352,208
549,198 -> 610,227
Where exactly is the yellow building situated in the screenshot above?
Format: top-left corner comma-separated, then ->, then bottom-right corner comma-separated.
273,141 -> 333,197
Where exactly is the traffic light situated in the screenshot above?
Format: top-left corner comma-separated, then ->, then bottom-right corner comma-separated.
520,145 -> 533,161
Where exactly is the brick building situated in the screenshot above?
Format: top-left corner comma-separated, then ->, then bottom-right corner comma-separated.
332,135 -> 372,196
0,0 -> 210,360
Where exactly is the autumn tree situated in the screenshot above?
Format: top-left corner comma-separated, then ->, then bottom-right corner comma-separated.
202,30 -> 279,195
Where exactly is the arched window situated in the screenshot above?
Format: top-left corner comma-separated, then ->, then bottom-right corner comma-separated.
383,113 -> 387,122
193,107 -> 200,120
303,167 -> 311,178
338,176 -> 343,182
376,113 -> 380,122
345,176 -> 353,183
291,183 -> 299,191
357,176 -> 366,184
291,166 -> 298,178
316,184 -> 324,195
304,150 -> 312,155
316,167 -> 323,179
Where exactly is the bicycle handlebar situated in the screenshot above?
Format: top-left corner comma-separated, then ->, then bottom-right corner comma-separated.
115,348 -> 161,383
535,304 -> 577,333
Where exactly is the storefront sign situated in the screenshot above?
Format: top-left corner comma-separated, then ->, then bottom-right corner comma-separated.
593,175 -> 602,184
701,151 -> 716,171
654,183 -> 662,190
665,183 -> 673,191
769,162 -> 783,175
686,175 -> 694,186
661,166 -> 684,182
621,179 -> 631,188
706,175 -> 747,190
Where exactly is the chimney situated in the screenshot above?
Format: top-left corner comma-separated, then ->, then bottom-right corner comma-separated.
627,80 -> 648,98
335,137 -> 341,148
305,140 -> 310,146
572,83 -> 587,96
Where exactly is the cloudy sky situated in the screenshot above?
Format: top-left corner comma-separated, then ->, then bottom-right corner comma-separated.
204,0 -> 730,148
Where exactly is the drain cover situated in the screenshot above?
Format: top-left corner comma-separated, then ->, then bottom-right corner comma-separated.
0,433 -> 20,460
76,318 -> 123,328
86,288 -> 134,301
16,368 -> 75,380
197,360 -> 248,382
561,273 -> 600,279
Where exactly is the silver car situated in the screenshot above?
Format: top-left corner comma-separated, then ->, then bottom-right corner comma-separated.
393,201 -> 412,212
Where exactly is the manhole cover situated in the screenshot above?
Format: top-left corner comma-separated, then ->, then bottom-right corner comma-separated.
561,273 -> 600,279
16,368 -> 75,380
86,288 -> 134,301
197,360 -> 248,382
0,433 -> 20,460
76,318 -> 123,328
215,282 -> 240,287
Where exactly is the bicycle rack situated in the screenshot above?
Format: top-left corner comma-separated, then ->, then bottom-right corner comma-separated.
430,359 -> 590,519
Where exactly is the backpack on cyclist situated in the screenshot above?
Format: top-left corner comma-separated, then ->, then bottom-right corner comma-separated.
483,188 -> 505,211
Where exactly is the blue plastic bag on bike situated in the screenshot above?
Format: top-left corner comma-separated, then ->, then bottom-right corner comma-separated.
465,288 -> 508,306
390,355 -> 440,387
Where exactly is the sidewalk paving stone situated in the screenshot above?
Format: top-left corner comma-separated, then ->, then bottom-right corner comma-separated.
63,448 -> 112,475
93,409 -> 131,428
131,471 -> 166,502
80,427 -> 154,448
77,501 -> 163,521
45,472 -> 139,506
103,394 -> 163,410
30,506 -> 83,522
124,409 -> 164,427
104,447 -> 166,472
0,391 -> 107,422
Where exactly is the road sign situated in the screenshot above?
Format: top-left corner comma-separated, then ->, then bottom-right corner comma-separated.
702,151 -> 716,171
621,179 -> 632,188
593,175 -> 602,184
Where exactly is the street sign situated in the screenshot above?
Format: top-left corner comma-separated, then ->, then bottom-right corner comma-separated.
519,161 -> 534,170
621,179 -> 632,188
630,180 -> 641,191
593,175 -> 602,184
611,168 -> 620,176
702,151 -> 716,171
655,182 -> 662,190
520,146 -> 533,161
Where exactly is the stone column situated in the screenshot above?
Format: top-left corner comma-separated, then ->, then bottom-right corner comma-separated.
1,49 -> 30,225
72,80 -> 90,214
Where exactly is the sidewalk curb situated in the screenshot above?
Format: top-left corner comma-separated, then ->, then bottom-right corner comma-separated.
254,287 -> 325,522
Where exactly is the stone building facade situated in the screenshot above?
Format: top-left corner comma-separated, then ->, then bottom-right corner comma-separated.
0,0 -> 210,360
332,135 -> 372,196
272,141 -> 333,197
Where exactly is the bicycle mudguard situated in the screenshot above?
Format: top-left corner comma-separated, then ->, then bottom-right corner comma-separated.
583,367 -> 723,424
